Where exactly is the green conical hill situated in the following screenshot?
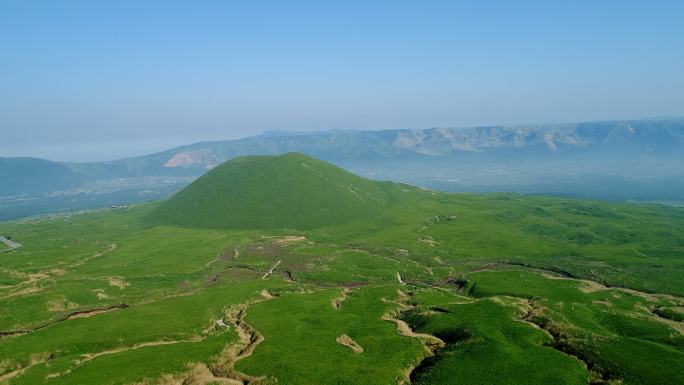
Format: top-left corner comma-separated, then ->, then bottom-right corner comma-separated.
147,153 -> 408,229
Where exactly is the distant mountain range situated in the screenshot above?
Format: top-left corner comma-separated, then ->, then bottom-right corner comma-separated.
0,157 -> 88,196
2,119 -> 684,220
67,119 -> 684,176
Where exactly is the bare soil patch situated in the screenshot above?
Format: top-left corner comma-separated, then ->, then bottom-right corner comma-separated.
419,236 -> 437,247
259,289 -> 273,299
336,334 -> 363,353
107,276 -> 130,289
219,245 -> 240,262
94,289 -> 109,299
159,363 -> 242,385
272,236 -> 306,245
46,296 -> 79,312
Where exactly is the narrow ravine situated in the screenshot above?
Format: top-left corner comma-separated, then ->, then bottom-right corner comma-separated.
37,290 -> 277,385
382,290 -> 446,385
168,289 -> 277,385
331,288 -> 352,310
520,298 -> 622,384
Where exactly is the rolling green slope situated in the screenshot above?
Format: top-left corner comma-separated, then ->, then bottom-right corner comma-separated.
147,152 -> 407,230
2,153 -> 684,385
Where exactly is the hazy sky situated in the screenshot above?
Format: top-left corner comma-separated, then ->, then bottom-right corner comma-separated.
2,1 -> 683,161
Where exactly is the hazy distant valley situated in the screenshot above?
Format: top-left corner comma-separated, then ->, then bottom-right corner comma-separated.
2,119 -> 684,220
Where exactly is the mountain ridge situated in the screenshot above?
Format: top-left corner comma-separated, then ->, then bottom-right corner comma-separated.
92,118 -> 684,173
2,119 -> 684,221
0,119 -> 668,179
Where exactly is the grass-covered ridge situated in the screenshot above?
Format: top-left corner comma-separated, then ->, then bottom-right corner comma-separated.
147,152 -> 408,230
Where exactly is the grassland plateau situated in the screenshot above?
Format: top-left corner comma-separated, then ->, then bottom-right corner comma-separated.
1,153 -> 683,385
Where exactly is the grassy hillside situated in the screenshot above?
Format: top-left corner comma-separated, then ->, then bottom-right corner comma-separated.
147,152 -> 407,230
1,154 -> 684,385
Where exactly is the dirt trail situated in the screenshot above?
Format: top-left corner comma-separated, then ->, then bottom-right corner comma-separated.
396,272 -> 406,285
65,304 -> 129,320
0,243 -> 116,301
77,338 -> 203,365
0,366 -> 29,383
41,290 -> 276,384
535,271 -> 678,302
473,262 -> 684,303
1,303 -> 129,340
260,260 -> 281,279
0,285 -> 44,301
44,319 -> 231,378
0,353 -> 49,383
336,334 -> 363,353
69,243 -> 117,267
0,269 -> 67,301
382,290 -> 445,385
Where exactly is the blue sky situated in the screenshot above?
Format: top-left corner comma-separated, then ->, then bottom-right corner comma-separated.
1,0 -> 683,161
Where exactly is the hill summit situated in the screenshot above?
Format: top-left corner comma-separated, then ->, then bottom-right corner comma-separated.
147,153 -> 405,229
